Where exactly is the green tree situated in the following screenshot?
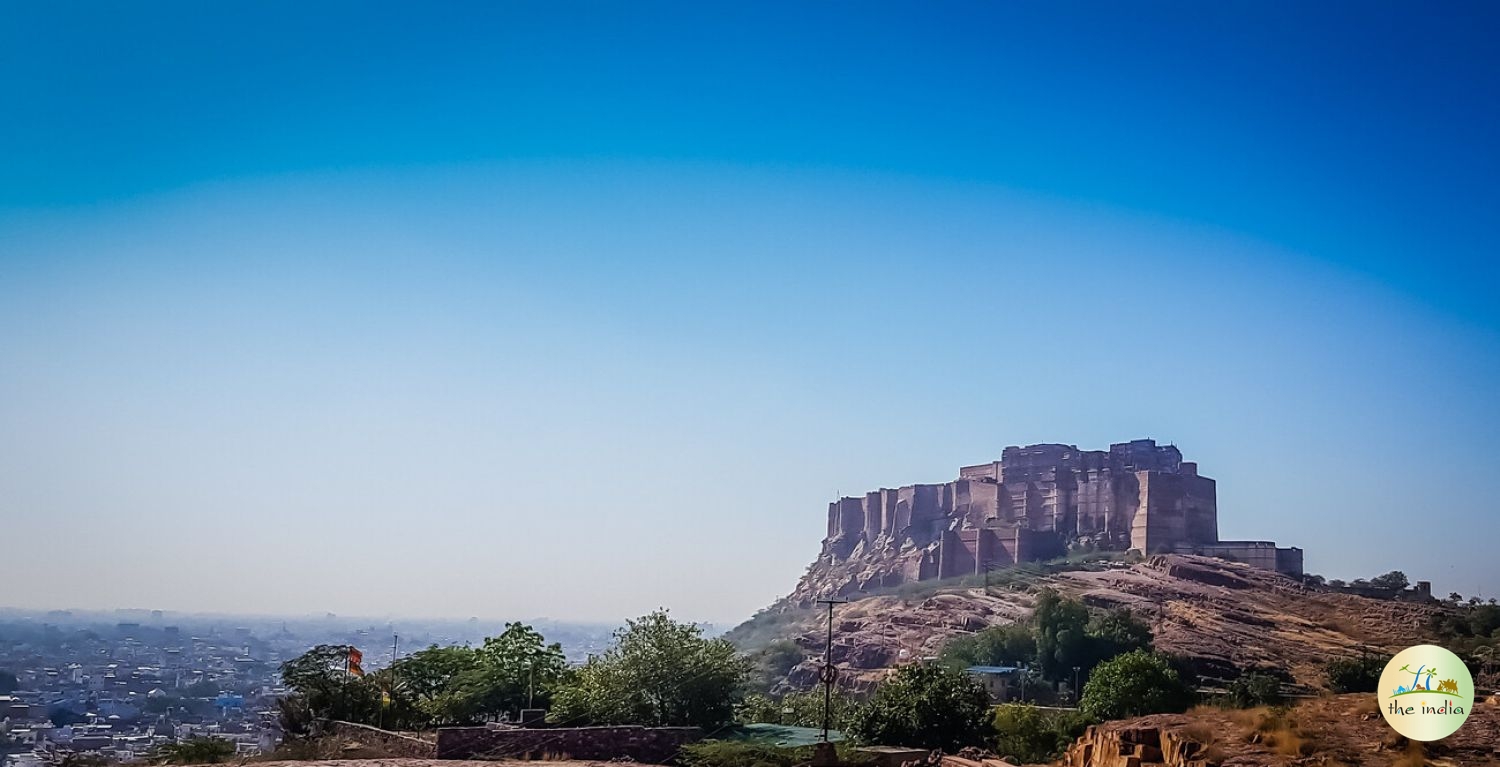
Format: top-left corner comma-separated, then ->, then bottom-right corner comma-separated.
991,704 -> 1093,764
1086,609 -> 1153,662
433,623 -> 568,723
738,689 -> 856,730
279,644 -> 380,724
1033,590 -> 1092,682
940,623 -> 1036,669
151,737 -> 236,764
1080,650 -> 1193,721
1324,655 -> 1383,693
549,610 -> 747,728
846,664 -> 992,751
377,644 -> 481,727
1369,571 -> 1410,591
1225,672 -> 1283,708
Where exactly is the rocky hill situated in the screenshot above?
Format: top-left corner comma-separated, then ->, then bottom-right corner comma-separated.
1060,694 -> 1500,767
734,555 -> 1446,692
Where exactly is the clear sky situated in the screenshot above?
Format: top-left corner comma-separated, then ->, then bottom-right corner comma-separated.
2,2 -> 1498,624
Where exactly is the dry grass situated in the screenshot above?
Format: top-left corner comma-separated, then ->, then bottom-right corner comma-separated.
1180,720 -> 1227,764
1224,705 -> 1318,757
1391,741 -> 1426,767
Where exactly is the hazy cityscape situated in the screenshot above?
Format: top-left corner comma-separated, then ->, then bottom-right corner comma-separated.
4,2 -> 1498,766
0,609 -> 627,765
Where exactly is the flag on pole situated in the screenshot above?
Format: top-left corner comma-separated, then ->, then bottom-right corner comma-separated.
347,647 -> 365,677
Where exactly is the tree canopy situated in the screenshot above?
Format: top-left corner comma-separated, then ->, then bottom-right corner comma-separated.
846,663 -> 992,751
1079,650 -> 1193,720
549,610 -> 747,728
279,622 -> 569,730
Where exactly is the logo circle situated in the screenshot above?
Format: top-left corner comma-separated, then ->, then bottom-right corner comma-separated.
1378,644 -> 1474,741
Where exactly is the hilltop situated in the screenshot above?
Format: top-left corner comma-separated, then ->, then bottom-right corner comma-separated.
730,554 -> 1445,692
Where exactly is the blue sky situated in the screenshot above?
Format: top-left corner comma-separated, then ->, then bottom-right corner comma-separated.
2,3 -> 1497,622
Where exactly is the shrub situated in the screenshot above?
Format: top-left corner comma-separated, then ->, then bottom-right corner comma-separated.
1325,655 -> 1383,693
152,737 -> 236,764
679,740 -> 871,767
738,689 -> 856,730
679,740 -> 800,767
847,664 -> 992,750
1226,672 -> 1284,708
991,704 -> 1093,764
1080,650 -> 1193,721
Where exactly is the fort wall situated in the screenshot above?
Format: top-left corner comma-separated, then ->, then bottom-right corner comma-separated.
808,439 -> 1300,598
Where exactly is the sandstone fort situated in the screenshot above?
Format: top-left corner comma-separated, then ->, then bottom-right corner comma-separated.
795,439 -> 1301,601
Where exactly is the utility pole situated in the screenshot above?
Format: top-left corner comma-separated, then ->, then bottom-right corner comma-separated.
815,599 -> 847,743
1072,666 -> 1081,705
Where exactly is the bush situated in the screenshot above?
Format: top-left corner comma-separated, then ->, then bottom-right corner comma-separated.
991,704 -> 1093,764
1080,650 -> 1193,721
679,740 -> 800,767
941,623 -> 1036,670
1324,655 -> 1383,693
846,664 -> 992,750
152,737 -> 236,764
679,740 -> 872,767
1226,672 -> 1284,708
738,689 -> 856,730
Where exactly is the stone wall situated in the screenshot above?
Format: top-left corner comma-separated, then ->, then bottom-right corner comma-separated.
794,439 -> 1299,604
435,724 -> 703,762
328,721 -> 436,758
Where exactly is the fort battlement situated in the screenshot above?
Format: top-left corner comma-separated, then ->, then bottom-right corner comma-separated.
801,439 -> 1300,600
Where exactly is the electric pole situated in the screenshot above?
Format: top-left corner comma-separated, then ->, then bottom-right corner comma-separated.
815,598 -> 847,743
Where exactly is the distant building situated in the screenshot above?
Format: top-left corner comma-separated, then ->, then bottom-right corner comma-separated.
963,665 -> 1025,702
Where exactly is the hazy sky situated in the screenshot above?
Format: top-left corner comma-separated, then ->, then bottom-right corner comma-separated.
3,3 -> 1498,624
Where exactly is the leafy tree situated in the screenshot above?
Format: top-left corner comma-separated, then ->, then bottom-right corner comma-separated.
549,610 -> 747,728
276,694 -> 315,736
1226,672 -> 1284,708
1369,571 -> 1410,591
375,644 -> 480,727
1080,650 -> 1193,721
1033,590 -> 1092,682
430,623 -> 568,723
280,644 -> 380,723
940,623 -> 1035,669
991,704 -> 1093,764
1324,655 -> 1383,694
846,664 -> 992,751
1086,609 -> 1153,661
738,689 -> 856,730
151,737 -> 235,764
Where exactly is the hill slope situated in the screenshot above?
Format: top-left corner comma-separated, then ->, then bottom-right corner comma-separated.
732,555 -> 1444,692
